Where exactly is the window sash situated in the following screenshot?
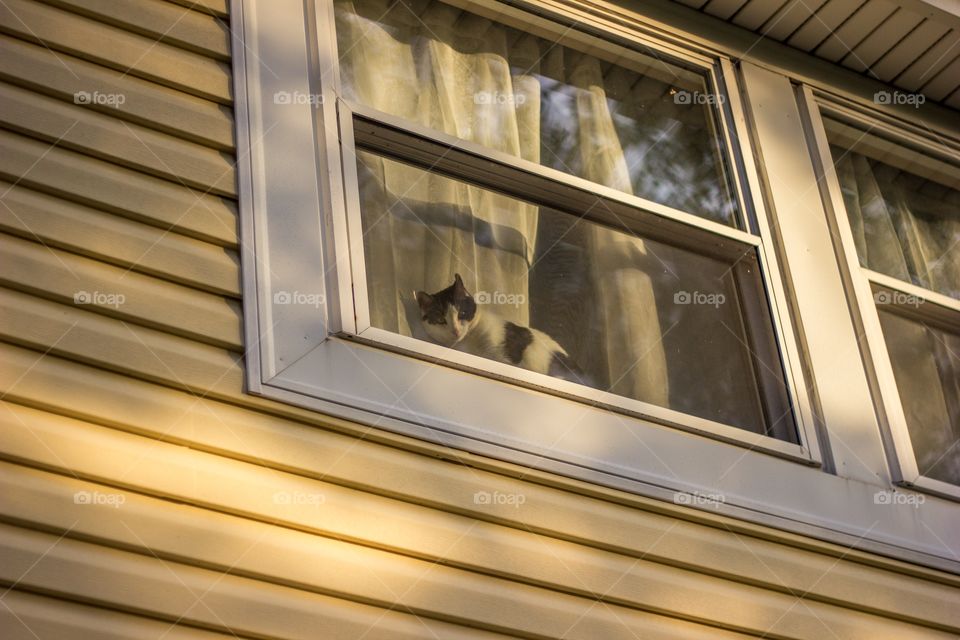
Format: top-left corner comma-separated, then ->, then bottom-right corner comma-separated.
330,0 -> 749,230
802,86 -> 960,501
340,103 -> 801,443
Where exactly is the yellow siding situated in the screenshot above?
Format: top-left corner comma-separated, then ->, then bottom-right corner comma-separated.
0,1 -> 958,638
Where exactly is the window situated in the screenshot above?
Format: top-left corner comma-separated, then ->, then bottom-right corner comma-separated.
335,0 -> 803,443
809,101 -> 960,497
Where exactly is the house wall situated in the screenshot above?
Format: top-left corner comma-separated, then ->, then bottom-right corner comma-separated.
1,1 -> 960,638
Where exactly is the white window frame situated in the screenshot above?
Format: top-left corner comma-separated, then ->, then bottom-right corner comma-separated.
801,87 -> 960,501
247,0 -> 820,457
232,0 -> 960,571
338,97 -> 809,451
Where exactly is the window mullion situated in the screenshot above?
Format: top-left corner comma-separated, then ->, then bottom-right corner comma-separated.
742,63 -> 891,485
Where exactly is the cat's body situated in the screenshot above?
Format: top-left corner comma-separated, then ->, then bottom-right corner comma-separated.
415,274 -> 583,381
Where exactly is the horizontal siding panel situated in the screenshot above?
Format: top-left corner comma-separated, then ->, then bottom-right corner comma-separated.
0,130 -> 237,246
0,524 -> 753,640
0,236 -> 242,349
0,524 -> 515,640
0,0 -> 231,103
4,455 -> 946,640
0,184 -> 239,296
0,82 -> 236,197
0,35 -> 234,150
167,0 -> 229,18
0,288 -> 243,393
36,0 -> 231,60
1,341 -> 958,632
1,591 -> 242,640
1,421 -> 958,638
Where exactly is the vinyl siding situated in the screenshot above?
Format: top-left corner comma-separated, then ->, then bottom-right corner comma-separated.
1,1 -> 959,639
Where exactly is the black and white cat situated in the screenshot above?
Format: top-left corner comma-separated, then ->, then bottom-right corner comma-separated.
415,274 -> 583,382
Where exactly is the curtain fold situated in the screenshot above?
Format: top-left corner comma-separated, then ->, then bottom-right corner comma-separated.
337,0 -> 539,334
835,148 -> 959,484
834,150 -> 960,298
878,312 -> 960,485
569,54 -> 668,404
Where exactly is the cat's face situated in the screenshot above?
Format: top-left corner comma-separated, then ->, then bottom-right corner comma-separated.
415,274 -> 478,347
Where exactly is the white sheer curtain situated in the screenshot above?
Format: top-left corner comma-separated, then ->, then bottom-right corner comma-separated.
569,55 -> 668,403
879,312 -> 960,484
834,151 -> 960,297
336,0 -> 669,405
337,0 -> 539,333
834,150 -> 960,483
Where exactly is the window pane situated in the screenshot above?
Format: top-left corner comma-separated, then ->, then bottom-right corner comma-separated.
335,0 -> 740,226
355,149 -> 796,439
825,119 -> 960,299
877,309 -> 960,485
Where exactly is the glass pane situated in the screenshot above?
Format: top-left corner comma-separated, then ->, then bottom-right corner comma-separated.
824,119 -> 960,299
334,0 -> 740,226
355,149 -> 796,439
877,310 -> 960,485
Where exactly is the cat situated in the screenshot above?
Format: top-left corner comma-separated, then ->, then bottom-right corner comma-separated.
415,274 -> 585,383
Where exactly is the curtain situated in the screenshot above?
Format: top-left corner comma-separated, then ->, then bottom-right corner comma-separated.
834,150 -> 960,298
834,150 -> 960,484
336,0 -> 669,406
878,312 -> 960,485
337,0 -> 540,334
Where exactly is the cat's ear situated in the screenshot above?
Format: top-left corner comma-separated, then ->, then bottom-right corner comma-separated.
415,291 -> 433,311
453,273 -> 467,294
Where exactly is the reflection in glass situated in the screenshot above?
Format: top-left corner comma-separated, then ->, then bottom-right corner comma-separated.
878,310 -> 960,485
826,120 -> 960,299
356,150 -> 796,438
335,0 -> 740,226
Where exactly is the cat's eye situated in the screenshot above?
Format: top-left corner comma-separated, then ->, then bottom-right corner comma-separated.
458,311 -> 468,320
